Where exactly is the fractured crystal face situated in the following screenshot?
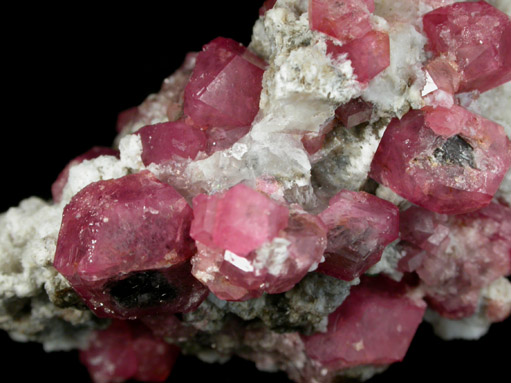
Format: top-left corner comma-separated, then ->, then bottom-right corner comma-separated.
317,190 -> 399,281
370,105 -> 511,214
399,202 -> 511,319
183,37 -> 265,128
423,1 -> 511,93
53,171 -> 207,319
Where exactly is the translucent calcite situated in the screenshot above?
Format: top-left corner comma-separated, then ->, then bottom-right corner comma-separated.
423,1 -> 511,93
80,320 -> 180,383
370,105 -> 511,214
317,190 -> 399,281
303,276 -> 426,369
399,202 -> 511,319
53,171 -> 207,319
183,37 -> 265,128
190,184 -> 327,300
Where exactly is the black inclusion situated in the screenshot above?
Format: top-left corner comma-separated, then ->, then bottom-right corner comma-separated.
433,135 -> 476,168
107,270 -> 178,309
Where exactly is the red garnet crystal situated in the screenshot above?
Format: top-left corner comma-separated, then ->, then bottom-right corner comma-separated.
317,190 -> 399,281
137,120 -> 207,166
370,105 -> 511,214
183,37 -> 266,128
190,184 -> 327,300
80,320 -> 180,383
399,203 -> 511,319
327,30 -> 390,83
423,1 -> 511,93
53,171 -> 207,319
309,0 -> 375,44
303,276 -> 426,370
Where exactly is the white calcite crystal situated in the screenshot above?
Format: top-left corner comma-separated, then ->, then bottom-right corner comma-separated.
1,1 -> 511,383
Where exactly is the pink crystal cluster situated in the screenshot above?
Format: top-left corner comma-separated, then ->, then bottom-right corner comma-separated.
310,0 -> 391,83
45,2 -> 511,383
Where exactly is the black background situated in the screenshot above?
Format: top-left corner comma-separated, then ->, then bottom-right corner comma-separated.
1,1 -> 510,382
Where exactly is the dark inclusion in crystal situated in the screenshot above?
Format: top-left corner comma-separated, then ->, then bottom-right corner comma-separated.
107,271 -> 178,309
433,135 -> 475,168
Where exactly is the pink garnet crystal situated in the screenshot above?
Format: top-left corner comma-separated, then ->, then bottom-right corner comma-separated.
136,120 -> 207,166
303,276 -> 426,370
335,98 -> 373,128
399,203 -> 511,319
51,146 -> 119,203
327,30 -> 390,84
422,1 -> 511,93
80,320 -> 180,383
190,184 -> 327,300
183,37 -> 266,128
370,105 -> 511,215
53,170 -> 208,319
309,0 -> 375,44
317,190 -> 399,281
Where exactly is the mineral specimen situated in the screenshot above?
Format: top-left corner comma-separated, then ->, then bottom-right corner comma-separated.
1,1 -> 511,383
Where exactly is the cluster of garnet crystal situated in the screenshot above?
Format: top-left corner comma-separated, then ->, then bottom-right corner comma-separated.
52,1 -> 511,382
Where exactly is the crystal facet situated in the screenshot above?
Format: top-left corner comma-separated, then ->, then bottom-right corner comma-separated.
370,105 -> 511,214
423,1 -> 511,93
183,37 -> 265,128
53,171 -> 207,318
317,190 -> 399,281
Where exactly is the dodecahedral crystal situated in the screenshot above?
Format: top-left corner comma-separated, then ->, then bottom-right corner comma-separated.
370,105 -> 511,214
303,276 -> 426,369
317,190 -> 399,281
399,202 -> 511,319
53,171 -> 207,318
80,320 -> 180,383
423,1 -> 511,93
183,37 -> 265,128
190,184 -> 327,300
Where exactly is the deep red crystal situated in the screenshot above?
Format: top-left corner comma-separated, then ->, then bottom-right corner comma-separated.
317,190 -> 399,281
183,37 -> 265,128
54,171 -> 207,319
423,1 -> 511,93
370,105 -> 511,214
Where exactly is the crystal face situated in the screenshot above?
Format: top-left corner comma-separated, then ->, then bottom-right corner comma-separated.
422,1 -> 511,93
183,37 -> 265,128
53,171 -> 207,319
303,276 -> 426,369
317,190 -> 399,281
370,105 -> 511,214
1,1 -> 511,383
190,184 -> 327,300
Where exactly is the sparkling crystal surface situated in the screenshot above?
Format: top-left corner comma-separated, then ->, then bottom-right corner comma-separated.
423,1 -> 511,93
